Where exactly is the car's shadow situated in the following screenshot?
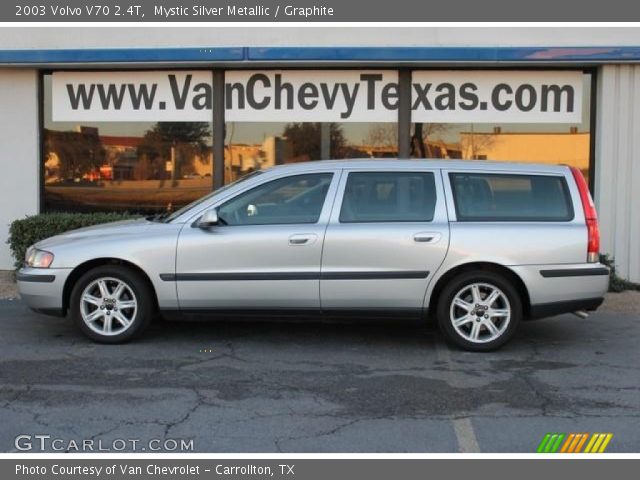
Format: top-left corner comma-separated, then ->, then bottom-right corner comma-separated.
135,311 -> 604,354
143,314 -> 437,347
3,299 -> 618,354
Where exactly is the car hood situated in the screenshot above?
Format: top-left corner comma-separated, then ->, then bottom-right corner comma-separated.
35,218 -> 156,249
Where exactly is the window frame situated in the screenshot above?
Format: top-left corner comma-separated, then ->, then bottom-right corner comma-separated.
216,172 -> 335,227
448,171 -> 576,223
38,66 -> 597,214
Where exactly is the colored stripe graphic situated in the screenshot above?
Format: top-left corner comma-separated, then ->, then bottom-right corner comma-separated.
574,433 -> 590,453
560,433 -> 575,453
538,433 -> 613,453
537,433 -> 565,453
597,434 -> 613,453
584,433 -> 599,453
567,433 -> 589,453
537,433 -> 552,453
550,434 -> 565,453
584,433 -> 614,453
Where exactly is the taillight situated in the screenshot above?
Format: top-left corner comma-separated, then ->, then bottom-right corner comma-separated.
570,167 -> 600,263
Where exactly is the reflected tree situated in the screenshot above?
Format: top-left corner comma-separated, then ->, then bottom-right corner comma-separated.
137,122 -> 211,180
364,124 -> 398,148
282,123 -> 347,161
460,126 -> 498,160
44,128 -> 105,181
411,123 -> 452,158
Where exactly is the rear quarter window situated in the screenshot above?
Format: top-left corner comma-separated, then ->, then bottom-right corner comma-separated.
449,172 -> 574,222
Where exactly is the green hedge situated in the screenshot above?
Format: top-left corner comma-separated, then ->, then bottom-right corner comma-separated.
600,254 -> 640,293
7,212 -> 140,269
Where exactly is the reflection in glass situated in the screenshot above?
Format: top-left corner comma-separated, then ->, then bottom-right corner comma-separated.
224,122 -> 398,183
409,73 -> 592,182
43,75 -> 214,214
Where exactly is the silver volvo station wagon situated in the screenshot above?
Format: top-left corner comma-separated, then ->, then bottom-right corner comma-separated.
17,160 -> 610,351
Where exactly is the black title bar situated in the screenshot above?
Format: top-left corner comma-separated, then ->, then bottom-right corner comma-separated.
4,0 -> 640,22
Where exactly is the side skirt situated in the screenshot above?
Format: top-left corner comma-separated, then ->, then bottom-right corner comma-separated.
159,308 -> 424,323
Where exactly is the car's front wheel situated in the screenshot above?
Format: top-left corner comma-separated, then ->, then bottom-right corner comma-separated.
437,270 -> 522,351
70,265 -> 153,343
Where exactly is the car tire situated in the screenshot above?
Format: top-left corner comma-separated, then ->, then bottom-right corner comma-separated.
70,265 -> 154,343
436,270 -> 522,352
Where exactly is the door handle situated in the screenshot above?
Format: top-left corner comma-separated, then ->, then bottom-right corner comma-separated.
413,232 -> 441,244
289,234 -> 317,246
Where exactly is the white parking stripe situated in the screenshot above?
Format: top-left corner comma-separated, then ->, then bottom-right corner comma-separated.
453,417 -> 480,453
434,339 -> 481,453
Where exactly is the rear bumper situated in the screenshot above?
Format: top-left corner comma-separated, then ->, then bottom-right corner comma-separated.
529,297 -> 604,319
16,267 -> 71,316
511,262 -> 609,308
511,262 -> 609,319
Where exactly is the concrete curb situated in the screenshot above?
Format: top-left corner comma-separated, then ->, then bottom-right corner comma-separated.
0,270 -> 15,282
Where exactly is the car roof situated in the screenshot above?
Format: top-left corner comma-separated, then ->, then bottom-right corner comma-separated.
265,158 -> 571,174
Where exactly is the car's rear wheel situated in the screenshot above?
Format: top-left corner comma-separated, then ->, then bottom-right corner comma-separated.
437,270 -> 522,351
70,265 -> 153,343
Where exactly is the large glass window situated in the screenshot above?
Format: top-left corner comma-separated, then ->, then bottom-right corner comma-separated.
42,74 -> 214,214
340,172 -> 436,223
224,122 -> 398,183
410,73 -> 592,182
41,69 -> 594,215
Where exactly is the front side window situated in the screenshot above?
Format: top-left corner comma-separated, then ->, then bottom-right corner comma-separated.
340,172 -> 437,223
218,173 -> 333,225
449,173 -> 574,221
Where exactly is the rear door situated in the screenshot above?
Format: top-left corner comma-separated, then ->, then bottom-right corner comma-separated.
320,168 -> 450,312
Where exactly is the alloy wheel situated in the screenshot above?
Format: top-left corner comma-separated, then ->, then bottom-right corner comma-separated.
449,282 -> 511,344
79,277 -> 138,336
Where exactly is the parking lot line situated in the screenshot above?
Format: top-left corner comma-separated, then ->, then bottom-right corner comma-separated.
434,339 -> 481,453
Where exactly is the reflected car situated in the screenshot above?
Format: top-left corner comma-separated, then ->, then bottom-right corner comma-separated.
17,160 -> 609,351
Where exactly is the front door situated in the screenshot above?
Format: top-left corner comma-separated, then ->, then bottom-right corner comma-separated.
175,171 -> 338,310
320,169 -> 450,312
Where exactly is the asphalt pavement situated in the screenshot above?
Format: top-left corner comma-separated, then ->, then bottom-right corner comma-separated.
0,299 -> 638,453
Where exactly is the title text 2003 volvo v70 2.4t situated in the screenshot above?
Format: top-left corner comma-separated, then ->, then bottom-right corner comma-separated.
17,160 -> 609,351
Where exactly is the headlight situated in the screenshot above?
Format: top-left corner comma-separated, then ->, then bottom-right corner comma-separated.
25,247 -> 54,268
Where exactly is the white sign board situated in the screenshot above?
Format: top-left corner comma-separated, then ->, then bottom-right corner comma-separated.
224,70 -> 399,122
52,71 -> 214,122
410,70 -> 582,123
52,70 -> 582,124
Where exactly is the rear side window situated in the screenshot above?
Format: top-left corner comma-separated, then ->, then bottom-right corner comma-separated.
449,173 -> 574,222
340,172 -> 437,223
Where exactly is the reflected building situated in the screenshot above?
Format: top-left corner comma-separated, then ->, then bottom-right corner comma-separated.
459,130 -> 590,171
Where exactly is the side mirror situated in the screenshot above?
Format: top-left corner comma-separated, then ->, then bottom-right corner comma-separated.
197,208 -> 219,228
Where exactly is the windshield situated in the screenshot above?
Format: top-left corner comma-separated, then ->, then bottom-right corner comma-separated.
159,170 -> 264,223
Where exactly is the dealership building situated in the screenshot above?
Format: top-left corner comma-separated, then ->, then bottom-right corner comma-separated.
0,27 -> 639,281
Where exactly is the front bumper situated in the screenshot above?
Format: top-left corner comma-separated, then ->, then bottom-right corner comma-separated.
16,267 -> 72,316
